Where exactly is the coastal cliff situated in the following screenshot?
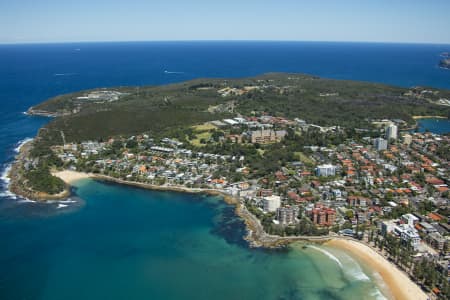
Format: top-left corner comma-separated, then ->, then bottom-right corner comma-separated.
8,141 -> 69,201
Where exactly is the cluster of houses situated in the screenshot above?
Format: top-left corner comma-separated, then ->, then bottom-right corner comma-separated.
53,117 -> 449,272
56,136 -> 238,188
238,128 -> 449,258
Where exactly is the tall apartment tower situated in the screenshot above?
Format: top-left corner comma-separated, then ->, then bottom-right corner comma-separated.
386,124 -> 398,140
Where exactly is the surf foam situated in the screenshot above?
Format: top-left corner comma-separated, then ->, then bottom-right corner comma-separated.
14,137 -> 33,153
1,164 -> 12,185
309,245 -> 343,268
309,245 -> 371,282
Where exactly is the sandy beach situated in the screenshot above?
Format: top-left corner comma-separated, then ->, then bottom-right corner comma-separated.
52,170 -> 93,183
327,239 -> 428,300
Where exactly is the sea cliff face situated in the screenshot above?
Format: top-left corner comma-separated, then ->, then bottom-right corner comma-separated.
8,141 -> 69,201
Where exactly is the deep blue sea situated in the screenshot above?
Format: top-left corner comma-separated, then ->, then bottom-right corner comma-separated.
1,41 -> 450,299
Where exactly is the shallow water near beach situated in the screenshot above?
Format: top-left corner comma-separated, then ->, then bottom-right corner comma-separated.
0,179 -> 387,300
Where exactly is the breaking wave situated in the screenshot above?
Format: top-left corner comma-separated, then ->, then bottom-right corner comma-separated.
1,164 -> 12,185
309,245 -> 370,282
308,245 -> 343,268
14,137 -> 33,153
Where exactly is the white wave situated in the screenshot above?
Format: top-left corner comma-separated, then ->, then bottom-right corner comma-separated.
338,251 -> 371,282
58,199 -> 76,204
370,288 -> 388,300
345,263 -> 371,281
308,245 -> 343,268
0,190 -> 17,199
1,164 -> 12,185
57,204 -> 68,209
17,198 -> 36,203
14,137 -> 33,153
0,138 -> 33,197
0,188 -> 35,202
309,245 -> 370,282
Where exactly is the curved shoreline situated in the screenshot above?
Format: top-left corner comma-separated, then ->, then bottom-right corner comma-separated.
7,141 -> 71,201
53,170 -> 428,300
326,239 -> 428,300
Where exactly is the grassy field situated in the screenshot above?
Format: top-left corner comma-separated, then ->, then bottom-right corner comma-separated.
188,123 -> 217,147
294,152 -> 315,166
191,123 -> 217,131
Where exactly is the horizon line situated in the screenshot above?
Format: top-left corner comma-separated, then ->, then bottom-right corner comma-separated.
1,39 -> 450,46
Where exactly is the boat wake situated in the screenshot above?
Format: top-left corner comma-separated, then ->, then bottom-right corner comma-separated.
164,70 -> 185,74
53,73 -> 78,76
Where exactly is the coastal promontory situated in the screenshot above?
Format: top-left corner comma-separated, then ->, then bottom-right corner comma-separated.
10,73 -> 450,200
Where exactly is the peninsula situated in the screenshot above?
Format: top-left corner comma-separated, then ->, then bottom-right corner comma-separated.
440,58 -> 450,70
439,52 -> 450,69
9,73 -> 450,299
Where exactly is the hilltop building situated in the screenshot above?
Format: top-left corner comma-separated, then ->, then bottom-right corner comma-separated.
251,129 -> 286,144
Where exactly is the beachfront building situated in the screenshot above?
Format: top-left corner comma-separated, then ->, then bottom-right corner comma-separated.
276,206 -> 299,225
381,220 -> 396,236
427,232 -> 446,252
250,129 -> 286,144
310,204 -> 336,226
315,164 -> 336,177
263,195 -> 281,212
386,124 -> 398,140
401,213 -> 419,227
373,137 -> 388,151
394,224 -> 421,250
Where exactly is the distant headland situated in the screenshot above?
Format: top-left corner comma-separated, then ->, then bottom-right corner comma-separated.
440,52 -> 450,69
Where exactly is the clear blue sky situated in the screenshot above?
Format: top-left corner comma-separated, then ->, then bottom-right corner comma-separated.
1,0 -> 450,44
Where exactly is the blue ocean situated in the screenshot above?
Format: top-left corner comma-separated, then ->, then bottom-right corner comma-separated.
1,42 -> 449,300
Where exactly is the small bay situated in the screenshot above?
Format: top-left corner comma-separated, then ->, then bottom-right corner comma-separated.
417,118 -> 450,134
0,179 -> 386,300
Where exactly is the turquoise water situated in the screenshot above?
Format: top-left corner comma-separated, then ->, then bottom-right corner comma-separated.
0,179 -> 387,299
417,118 -> 450,134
